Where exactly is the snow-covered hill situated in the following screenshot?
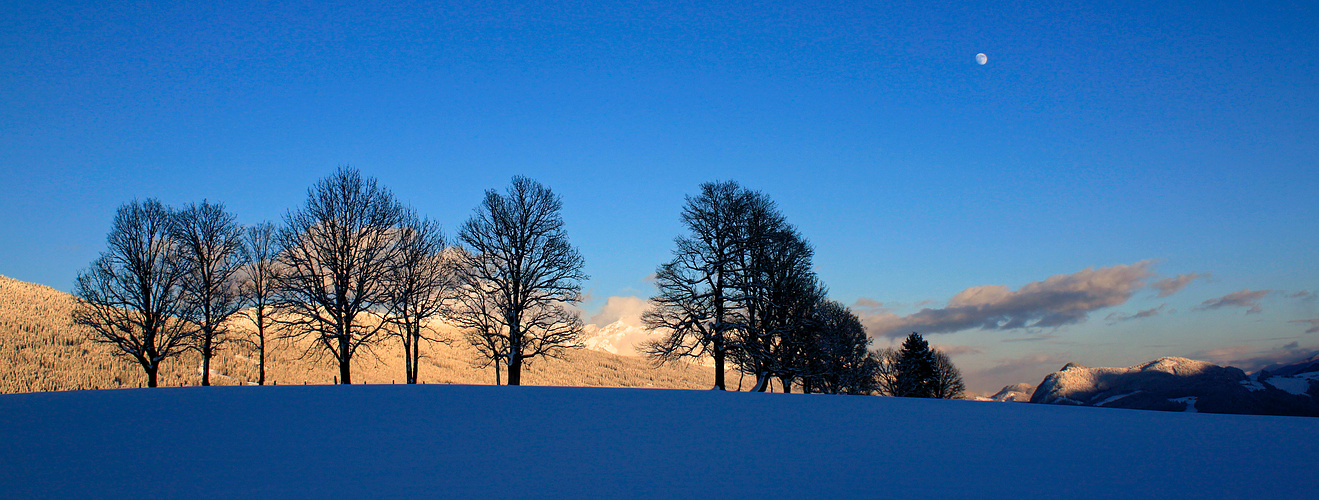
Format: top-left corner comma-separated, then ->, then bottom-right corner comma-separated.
1031,356 -> 1319,416
2,385 -> 1316,498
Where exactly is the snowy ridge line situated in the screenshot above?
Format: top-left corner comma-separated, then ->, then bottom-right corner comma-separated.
1028,356 -> 1319,416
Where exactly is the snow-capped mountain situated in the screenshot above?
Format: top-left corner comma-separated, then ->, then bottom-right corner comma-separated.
974,383 -> 1035,402
580,320 -> 656,356
1029,356 -> 1319,416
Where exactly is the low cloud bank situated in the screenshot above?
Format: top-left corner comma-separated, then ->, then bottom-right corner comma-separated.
859,261 -> 1155,338
1191,341 -> 1318,373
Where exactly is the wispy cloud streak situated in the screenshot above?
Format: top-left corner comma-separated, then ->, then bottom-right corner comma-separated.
1195,289 -> 1271,314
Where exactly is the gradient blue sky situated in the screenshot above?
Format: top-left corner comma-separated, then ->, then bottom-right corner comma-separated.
3,0 -> 1316,392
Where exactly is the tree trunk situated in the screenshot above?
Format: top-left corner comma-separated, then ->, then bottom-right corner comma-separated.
258,334 -> 266,386
494,359 -> 501,385
338,332 -> 352,384
751,373 -> 770,392
145,363 -> 158,388
408,330 -> 420,384
780,376 -> 792,393
403,337 -> 415,384
201,335 -> 212,386
339,360 -> 352,384
507,354 -> 522,386
713,343 -> 726,390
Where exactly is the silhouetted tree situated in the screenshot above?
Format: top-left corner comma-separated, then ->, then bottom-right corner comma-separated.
732,218 -> 820,392
643,181 -> 755,391
238,222 -> 280,385
173,201 -> 245,386
381,215 -> 454,384
274,167 -> 407,384
893,333 -> 937,397
873,347 -> 901,397
446,255 -> 508,384
73,199 -> 192,387
931,350 -> 966,399
451,176 -> 587,386
799,300 -> 877,395
875,333 -> 962,398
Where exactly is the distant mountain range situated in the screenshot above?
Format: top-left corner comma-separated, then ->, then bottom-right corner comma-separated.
987,356 -> 1319,417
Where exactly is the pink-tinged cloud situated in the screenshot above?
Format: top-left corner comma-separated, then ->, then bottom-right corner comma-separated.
1289,318 -> 1319,334
859,261 -> 1155,338
852,297 -> 885,311
931,344 -> 981,357
1151,273 -> 1203,297
1195,289 -> 1271,314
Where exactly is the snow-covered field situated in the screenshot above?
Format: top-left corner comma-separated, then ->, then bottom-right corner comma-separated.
2,385 -> 1316,498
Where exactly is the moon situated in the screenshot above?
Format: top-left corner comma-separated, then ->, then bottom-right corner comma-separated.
976,53 -> 988,65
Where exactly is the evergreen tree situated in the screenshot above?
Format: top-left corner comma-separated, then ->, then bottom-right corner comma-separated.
893,332 -> 937,398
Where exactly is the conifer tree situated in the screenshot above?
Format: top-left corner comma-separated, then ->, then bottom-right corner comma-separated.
893,332 -> 937,398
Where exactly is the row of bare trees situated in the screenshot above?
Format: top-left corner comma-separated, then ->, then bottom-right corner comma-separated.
73,169 -> 960,396
74,168 -> 586,387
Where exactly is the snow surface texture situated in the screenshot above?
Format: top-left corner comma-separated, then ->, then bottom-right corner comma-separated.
2,385 -> 1318,498
1265,376 -> 1311,396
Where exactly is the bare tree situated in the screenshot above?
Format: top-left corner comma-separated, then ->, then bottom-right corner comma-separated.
642,181 -> 752,390
872,347 -> 901,397
731,219 -> 820,392
931,350 -> 967,399
274,167 -> 407,384
73,199 -> 192,387
380,215 -> 454,384
238,221 -> 280,385
446,256 -> 509,384
173,201 -> 245,386
451,176 -> 587,386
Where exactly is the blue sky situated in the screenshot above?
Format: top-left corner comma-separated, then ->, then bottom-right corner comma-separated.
3,0 -> 1316,392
